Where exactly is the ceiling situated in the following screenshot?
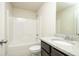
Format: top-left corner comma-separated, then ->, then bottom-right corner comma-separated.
56,2 -> 75,12
11,2 -> 44,12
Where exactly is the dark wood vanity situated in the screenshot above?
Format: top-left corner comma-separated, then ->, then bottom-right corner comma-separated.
41,41 -> 69,56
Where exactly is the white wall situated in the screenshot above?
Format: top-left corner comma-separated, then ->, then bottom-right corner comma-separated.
37,2 -> 56,37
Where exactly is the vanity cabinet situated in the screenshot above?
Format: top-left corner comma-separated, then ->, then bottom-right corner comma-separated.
41,48 -> 49,56
41,41 -> 68,56
41,41 -> 51,56
51,47 -> 67,56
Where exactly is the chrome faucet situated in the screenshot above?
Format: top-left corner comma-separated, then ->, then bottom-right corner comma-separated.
65,35 -> 70,40
65,35 -> 79,41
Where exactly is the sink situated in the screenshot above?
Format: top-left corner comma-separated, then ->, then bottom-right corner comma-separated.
51,38 -> 75,46
52,40 -> 73,46
48,37 -> 78,46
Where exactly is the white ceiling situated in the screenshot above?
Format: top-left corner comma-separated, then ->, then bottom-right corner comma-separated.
56,2 -> 75,12
11,2 -> 44,12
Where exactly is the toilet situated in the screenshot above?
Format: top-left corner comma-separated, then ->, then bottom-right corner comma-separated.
29,45 -> 41,56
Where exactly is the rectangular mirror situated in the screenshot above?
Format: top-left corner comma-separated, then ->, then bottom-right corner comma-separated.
56,2 -> 79,35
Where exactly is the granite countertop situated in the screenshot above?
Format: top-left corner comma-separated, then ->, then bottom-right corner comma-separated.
40,37 -> 79,56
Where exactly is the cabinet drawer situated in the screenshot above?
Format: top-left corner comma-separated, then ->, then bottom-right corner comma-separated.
41,48 -> 49,56
41,41 -> 50,53
51,47 -> 67,56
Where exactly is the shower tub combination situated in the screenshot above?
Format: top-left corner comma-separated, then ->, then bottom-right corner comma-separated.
6,6 -> 41,56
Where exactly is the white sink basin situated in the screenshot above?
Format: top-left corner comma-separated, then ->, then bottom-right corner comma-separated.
53,40 -> 73,46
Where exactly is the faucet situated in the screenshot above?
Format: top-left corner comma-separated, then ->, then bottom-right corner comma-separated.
65,35 -> 70,40
65,35 -> 79,41
70,35 -> 79,41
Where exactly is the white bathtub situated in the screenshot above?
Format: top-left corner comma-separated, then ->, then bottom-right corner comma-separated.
7,42 -> 40,56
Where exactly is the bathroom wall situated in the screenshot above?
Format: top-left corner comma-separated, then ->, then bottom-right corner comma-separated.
56,6 -> 76,34
37,2 -> 56,37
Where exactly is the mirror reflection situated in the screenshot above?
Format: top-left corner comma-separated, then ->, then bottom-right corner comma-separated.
56,2 -> 78,35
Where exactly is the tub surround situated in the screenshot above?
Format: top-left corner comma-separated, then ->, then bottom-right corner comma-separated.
41,37 -> 79,56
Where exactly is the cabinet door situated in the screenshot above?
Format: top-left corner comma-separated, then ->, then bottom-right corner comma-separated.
51,47 -> 66,56
41,48 -> 49,56
0,2 -> 6,56
0,2 -> 5,41
41,41 -> 50,54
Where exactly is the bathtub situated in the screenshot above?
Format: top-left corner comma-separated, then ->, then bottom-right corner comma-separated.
7,42 -> 40,56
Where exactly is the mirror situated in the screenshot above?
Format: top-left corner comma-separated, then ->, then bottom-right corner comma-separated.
56,2 -> 78,35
